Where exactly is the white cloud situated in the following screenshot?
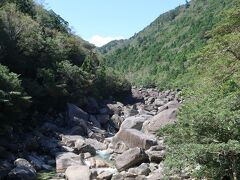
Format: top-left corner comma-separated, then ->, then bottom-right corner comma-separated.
90,35 -> 124,47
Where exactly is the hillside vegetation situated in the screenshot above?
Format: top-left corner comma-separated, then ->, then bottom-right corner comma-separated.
100,0 -> 236,88
101,0 -> 240,178
0,0 -> 131,125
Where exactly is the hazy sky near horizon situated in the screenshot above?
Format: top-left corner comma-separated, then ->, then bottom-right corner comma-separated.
42,0 -> 186,46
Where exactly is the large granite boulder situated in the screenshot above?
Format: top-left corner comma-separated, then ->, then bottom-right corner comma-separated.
115,147 -> 148,171
8,158 -> 37,180
65,165 -> 91,180
112,129 -> 157,150
143,106 -> 179,134
120,116 -> 149,130
128,163 -> 151,176
56,152 -> 84,173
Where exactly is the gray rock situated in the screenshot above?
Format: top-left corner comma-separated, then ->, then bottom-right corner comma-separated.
120,116 -> 148,130
67,103 -> 89,123
65,165 -> 91,180
111,114 -> 124,129
55,152 -> 84,173
9,158 -> 36,180
112,129 -> 157,150
143,107 -> 179,134
128,163 -> 150,176
97,171 -> 113,180
74,139 -> 96,155
123,106 -> 138,118
107,102 -> 124,115
62,135 -> 83,147
68,125 -> 87,136
115,147 -> 148,171
85,138 -> 107,150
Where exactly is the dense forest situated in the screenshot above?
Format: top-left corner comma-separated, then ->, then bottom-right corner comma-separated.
101,0 -> 240,179
0,0 -> 130,125
0,0 -> 240,179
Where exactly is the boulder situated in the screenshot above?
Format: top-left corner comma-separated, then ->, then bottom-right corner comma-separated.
107,102 -> 124,115
115,147 -> 148,171
87,157 -> 110,168
8,158 -> 36,180
62,135 -> 83,147
55,152 -> 84,173
85,138 -> 107,150
128,163 -> 150,176
143,107 -> 178,134
74,139 -> 96,155
112,129 -> 157,150
27,154 -> 52,171
123,106 -> 138,118
97,171 -> 113,180
67,103 -> 89,123
111,114 -> 124,129
68,125 -> 87,136
65,165 -> 91,180
120,116 -> 148,130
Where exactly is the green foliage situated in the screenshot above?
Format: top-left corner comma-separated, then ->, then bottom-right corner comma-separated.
101,0 -> 236,89
159,4 -> 240,179
0,64 -> 30,124
0,1 -> 131,124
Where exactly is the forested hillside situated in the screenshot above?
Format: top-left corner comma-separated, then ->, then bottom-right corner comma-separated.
101,0 -> 240,178
100,0 -> 236,88
0,0 -> 130,125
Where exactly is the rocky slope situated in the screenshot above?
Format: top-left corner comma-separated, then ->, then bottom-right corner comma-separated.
0,87 -> 182,180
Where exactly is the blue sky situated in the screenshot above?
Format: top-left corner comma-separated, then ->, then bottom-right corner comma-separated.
41,0 -> 186,46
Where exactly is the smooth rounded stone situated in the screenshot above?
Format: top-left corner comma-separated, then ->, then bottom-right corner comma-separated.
147,170 -> 164,180
61,146 -> 74,152
154,99 -> 165,107
128,163 -> 150,176
85,138 -> 107,150
111,171 -> 138,180
112,141 -> 129,154
112,129 -> 157,150
143,107 -> 179,134
62,135 -> 84,147
27,154 -> 49,171
83,152 -> 92,159
123,106 -> 139,118
97,171 -> 113,180
120,116 -> 148,130
107,102 -> 124,115
74,139 -> 96,155
86,157 -> 110,168
149,163 -> 158,172
146,146 -> 166,163
55,152 -> 84,173
67,103 -> 89,122
65,165 -> 91,180
111,114 -> 124,129
115,147 -> 148,171
8,158 -> 36,180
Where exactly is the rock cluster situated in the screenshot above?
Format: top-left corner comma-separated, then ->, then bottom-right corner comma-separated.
0,87 -> 183,179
